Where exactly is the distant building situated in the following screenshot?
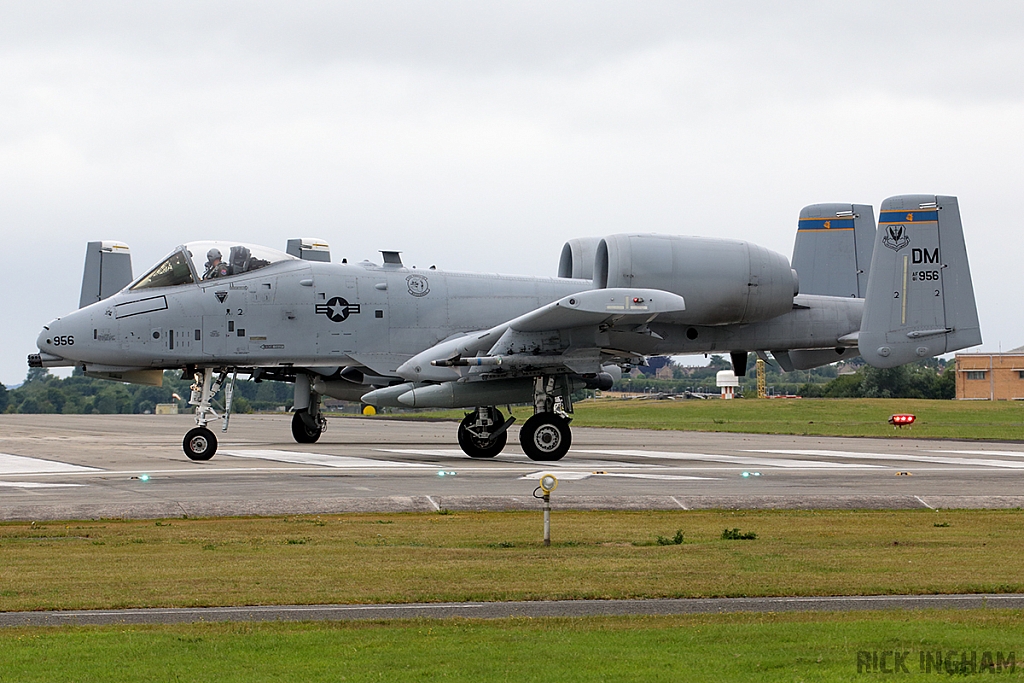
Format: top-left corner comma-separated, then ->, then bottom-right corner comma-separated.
716,370 -> 739,399
655,365 -> 675,380
955,346 -> 1024,400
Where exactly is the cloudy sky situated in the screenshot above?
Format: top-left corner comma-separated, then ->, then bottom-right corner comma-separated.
2,1 -> 1022,386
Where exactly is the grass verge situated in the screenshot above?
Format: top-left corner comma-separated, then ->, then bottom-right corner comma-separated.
2,509 -> 1024,611
392,398 -> 1024,440
1,611 -> 1022,682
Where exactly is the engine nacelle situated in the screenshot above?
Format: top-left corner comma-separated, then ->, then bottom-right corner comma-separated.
594,234 -> 798,325
558,237 -> 602,280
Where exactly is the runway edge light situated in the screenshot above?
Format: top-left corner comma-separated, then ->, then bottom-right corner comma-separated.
889,414 -> 916,428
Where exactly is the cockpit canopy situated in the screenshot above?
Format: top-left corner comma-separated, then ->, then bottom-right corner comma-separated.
130,242 -> 297,291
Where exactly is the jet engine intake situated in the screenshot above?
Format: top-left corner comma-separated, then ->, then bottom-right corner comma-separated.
594,234 -> 798,325
558,237 -> 602,280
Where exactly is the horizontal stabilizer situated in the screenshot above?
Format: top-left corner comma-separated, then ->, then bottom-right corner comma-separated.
859,195 -> 982,367
792,204 -> 875,298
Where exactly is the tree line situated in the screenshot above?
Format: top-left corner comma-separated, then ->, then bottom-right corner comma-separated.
0,356 -> 956,415
615,356 -> 955,400
1,368 -> 294,415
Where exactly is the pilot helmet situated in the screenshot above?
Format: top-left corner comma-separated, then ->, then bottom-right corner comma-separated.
207,248 -> 222,262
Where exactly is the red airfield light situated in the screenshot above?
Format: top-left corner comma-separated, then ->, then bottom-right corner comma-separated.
888,414 -> 916,428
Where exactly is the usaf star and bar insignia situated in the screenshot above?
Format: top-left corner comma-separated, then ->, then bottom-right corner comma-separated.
316,296 -> 361,322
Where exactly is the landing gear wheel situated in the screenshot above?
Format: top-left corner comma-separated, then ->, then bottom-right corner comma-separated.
520,413 -> 572,462
291,410 -> 324,444
183,427 -> 217,461
457,409 -> 507,458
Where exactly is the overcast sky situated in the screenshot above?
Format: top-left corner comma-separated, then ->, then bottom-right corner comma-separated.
2,1 -> 1022,386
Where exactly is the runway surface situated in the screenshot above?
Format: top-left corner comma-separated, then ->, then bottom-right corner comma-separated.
1,413 -> 1023,520
3,594 -> 1023,627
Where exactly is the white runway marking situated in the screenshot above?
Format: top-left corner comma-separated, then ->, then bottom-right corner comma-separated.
936,450 -> 1024,458
219,450 -> 434,469
573,449 -> 881,469
598,473 -> 721,481
521,471 -> 594,481
377,449 -> 661,469
914,495 -> 934,510
520,470 -> 717,482
0,481 -> 86,488
749,449 -> 1024,469
375,449 -> 470,458
0,453 -> 99,475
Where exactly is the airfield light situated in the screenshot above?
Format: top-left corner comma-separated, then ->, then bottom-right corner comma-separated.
437,471 -> 446,477
139,474 -> 150,482
742,471 -> 750,478
888,414 -> 916,428
533,474 -> 559,546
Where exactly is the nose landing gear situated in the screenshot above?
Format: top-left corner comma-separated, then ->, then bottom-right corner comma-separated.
183,426 -> 217,461
182,367 -> 236,460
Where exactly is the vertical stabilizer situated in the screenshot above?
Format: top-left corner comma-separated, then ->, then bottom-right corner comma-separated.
79,241 -> 133,309
792,203 -> 876,297
859,195 -> 981,368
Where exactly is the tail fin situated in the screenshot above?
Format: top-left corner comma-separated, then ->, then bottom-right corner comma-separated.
79,241 -> 133,308
859,195 -> 981,368
792,203 -> 876,297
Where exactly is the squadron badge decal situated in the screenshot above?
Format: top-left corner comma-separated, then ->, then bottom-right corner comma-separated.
882,224 -> 910,252
406,274 -> 430,297
316,297 -> 361,322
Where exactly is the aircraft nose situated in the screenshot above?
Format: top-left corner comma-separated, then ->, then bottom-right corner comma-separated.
36,322 -> 58,351
35,317 -> 82,356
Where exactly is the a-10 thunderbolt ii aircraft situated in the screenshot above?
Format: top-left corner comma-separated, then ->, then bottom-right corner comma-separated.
30,194 -> 981,462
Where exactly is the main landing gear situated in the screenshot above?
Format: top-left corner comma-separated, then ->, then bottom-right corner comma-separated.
181,369 -> 326,460
457,407 -> 514,458
291,373 -> 326,444
455,375 -> 573,461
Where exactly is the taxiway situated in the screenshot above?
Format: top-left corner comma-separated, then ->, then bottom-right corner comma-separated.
1,414 -> 1022,520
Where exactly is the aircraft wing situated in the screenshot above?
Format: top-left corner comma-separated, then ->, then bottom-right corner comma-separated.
396,288 -> 686,381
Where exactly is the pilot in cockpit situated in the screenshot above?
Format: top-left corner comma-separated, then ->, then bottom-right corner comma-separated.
204,248 -> 231,279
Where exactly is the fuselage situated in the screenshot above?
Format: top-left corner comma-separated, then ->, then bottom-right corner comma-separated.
37,251 -> 864,376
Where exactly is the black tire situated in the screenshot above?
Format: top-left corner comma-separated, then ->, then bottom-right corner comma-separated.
457,409 -> 507,458
519,413 -> 572,461
291,410 -> 323,444
183,427 -> 217,461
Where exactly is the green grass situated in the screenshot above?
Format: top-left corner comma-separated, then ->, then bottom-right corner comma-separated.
3,510 -> 1024,612
395,398 -> 1024,440
1,612 -> 1022,682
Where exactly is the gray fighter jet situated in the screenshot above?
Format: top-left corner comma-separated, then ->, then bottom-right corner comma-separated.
29,194 -> 981,462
